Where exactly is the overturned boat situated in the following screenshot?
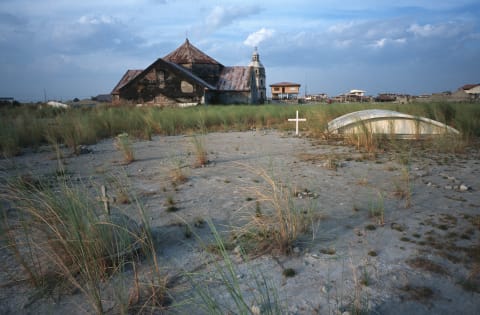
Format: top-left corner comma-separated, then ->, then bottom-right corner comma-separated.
327,109 -> 459,139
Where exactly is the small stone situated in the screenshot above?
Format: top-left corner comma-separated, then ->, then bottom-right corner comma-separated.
459,184 -> 469,191
427,182 -> 432,186
77,145 -> 92,154
251,305 -> 261,315
445,185 -> 452,190
293,246 -> 301,254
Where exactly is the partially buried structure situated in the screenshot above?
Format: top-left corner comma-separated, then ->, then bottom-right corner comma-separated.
111,39 -> 266,106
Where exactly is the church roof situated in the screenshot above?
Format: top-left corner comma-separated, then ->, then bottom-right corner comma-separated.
217,67 -> 251,91
163,39 -> 223,66
111,69 -> 143,94
163,60 -> 216,90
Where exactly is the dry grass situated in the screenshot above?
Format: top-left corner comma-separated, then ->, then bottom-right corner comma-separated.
191,135 -> 208,167
406,257 -> 449,275
231,165 -> 314,255
114,133 -> 135,164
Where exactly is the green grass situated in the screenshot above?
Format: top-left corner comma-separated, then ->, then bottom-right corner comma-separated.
2,102 -> 479,157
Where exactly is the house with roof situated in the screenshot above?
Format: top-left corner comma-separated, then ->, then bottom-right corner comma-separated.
269,82 -> 301,100
111,39 -> 266,106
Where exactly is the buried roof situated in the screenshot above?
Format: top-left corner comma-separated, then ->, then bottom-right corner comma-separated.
327,109 -> 459,138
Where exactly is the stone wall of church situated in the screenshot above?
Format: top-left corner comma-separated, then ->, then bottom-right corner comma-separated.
213,91 -> 252,105
118,61 -> 205,106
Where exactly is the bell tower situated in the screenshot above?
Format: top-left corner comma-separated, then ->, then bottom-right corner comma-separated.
248,47 -> 266,104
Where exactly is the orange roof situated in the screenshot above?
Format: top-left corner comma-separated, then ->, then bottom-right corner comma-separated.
163,39 -> 222,66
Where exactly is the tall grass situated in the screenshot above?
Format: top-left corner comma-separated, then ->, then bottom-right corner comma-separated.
0,175 -> 165,314
1,102 -> 479,157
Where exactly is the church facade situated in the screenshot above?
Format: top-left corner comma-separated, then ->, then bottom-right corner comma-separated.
111,39 -> 266,106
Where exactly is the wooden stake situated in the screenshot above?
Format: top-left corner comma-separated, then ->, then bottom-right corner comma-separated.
101,185 -> 110,215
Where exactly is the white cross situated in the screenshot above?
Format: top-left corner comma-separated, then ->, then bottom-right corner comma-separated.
288,110 -> 307,136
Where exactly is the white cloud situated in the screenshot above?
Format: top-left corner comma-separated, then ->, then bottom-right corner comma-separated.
78,15 -> 117,25
204,5 -> 260,30
243,27 -> 275,47
407,22 -> 467,38
369,37 -> 407,48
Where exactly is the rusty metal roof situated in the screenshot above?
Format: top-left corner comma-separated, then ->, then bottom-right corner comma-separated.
270,82 -> 301,87
111,69 -> 143,94
163,39 -> 223,66
217,66 -> 251,91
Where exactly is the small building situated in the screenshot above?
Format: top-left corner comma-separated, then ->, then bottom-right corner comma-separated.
462,84 -> 480,101
0,97 -> 15,106
334,89 -> 370,102
111,39 -> 266,106
270,82 -> 301,100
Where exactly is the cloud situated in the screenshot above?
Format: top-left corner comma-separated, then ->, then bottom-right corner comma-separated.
243,27 -> 275,47
202,5 -> 261,32
78,15 -> 118,25
407,22 -> 467,38
369,37 -> 407,49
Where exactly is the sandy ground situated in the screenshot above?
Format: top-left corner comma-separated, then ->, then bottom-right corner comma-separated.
1,130 -> 479,314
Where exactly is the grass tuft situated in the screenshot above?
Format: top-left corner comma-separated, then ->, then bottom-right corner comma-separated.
114,133 -> 135,164
232,165 -> 315,256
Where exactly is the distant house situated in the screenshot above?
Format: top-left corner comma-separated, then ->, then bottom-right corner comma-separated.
425,84 -> 480,102
462,84 -> 480,100
334,89 -> 369,102
270,82 -> 301,100
111,39 -> 266,106
0,97 -> 15,106
348,89 -> 366,97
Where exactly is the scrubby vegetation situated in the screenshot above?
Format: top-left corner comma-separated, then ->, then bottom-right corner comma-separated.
1,102 -> 479,157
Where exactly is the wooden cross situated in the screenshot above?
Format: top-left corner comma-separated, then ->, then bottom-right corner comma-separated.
288,110 -> 307,136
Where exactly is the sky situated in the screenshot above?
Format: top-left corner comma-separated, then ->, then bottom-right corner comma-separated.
0,0 -> 479,102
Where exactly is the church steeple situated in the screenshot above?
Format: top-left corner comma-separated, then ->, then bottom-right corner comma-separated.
248,47 -> 266,104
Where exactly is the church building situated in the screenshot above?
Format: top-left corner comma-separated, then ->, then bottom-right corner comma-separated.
111,39 -> 266,106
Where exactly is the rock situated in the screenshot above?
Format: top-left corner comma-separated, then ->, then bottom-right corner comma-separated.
77,145 -> 92,154
251,305 -> 261,315
445,185 -> 452,190
459,184 -> 469,191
